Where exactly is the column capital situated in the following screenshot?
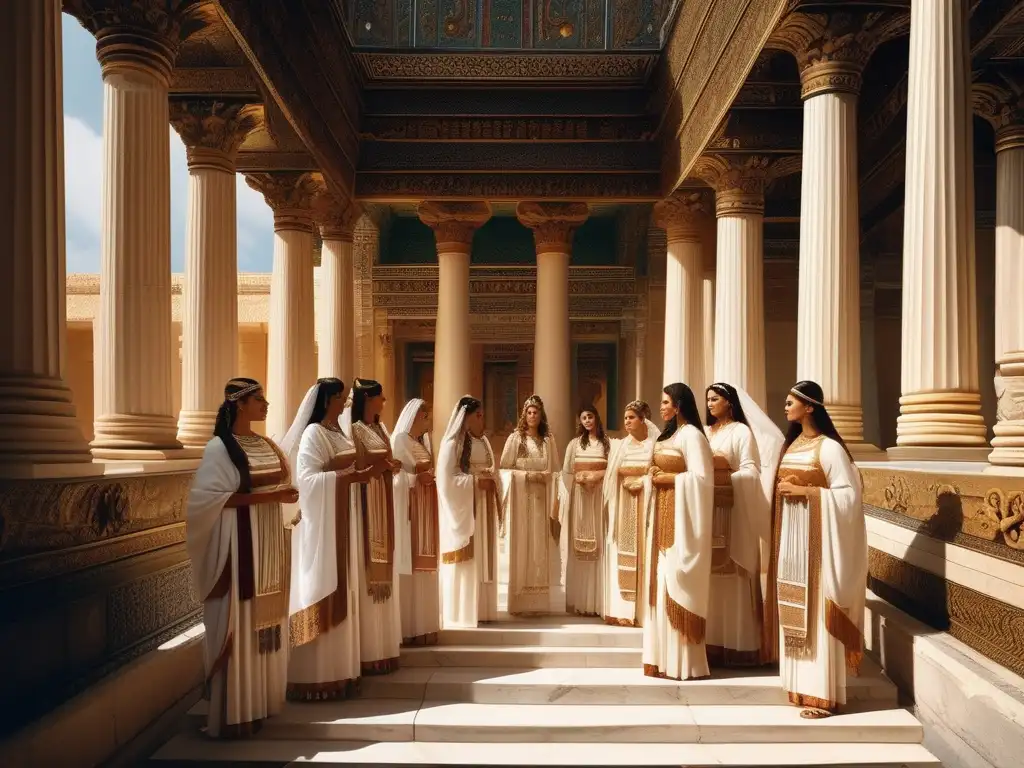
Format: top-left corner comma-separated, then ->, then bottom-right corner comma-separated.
516,201 -> 590,255
65,0 -> 214,82
974,82 -> 1024,152
771,10 -> 907,98
314,190 -> 362,242
417,201 -> 492,255
653,192 -> 710,244
692,154 -> 800,217
245,171 -> 320,232
169,99 -> 261,173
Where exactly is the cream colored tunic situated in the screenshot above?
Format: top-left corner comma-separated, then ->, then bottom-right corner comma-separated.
561,438 -> 607,616
395,434 -> 441,644
604,435 -> 654,626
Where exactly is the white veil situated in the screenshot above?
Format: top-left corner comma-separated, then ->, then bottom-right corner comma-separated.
734,386 -> 785,509
391,398 -> 430,455
390,398 -> 426,578
277,383 -> 320,470
340,390 -> 353,437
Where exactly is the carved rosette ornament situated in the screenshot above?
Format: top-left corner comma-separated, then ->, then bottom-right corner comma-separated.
169,99 -> 261,173
653,192 -> 709,244
245,172 -> 320,232
417,201 -> 492,255
515,201 -> 590,254
692,154 -> 800,217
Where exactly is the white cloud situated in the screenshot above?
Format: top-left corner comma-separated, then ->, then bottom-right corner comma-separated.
63,115 -> 103,242
236,173 -> 274,272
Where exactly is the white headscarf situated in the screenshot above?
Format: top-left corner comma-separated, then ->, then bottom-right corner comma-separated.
277,383 -> 320,471
391,398 -> 430,454
732,386 -> 785,507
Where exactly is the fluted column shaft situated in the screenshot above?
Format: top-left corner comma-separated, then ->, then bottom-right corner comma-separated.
702,272 -> 716,396
91,37 -> 181,457
0,0 -> 92,471
634,326 -> 647,401
796,87 -> 866,444
315,195 -> 361,384
990,133 -> 1024,465
897,0 -> 985,448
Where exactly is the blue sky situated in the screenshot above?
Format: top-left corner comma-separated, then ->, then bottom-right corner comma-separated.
61,15 -> 275,273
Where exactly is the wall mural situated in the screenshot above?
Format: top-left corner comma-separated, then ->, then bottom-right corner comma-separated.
348,0 -> 678,50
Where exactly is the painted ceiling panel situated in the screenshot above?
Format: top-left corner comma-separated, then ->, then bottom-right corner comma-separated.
345,0 -> 680,50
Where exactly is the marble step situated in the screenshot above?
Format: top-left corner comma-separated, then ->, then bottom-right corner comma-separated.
437,622 -> 643,648
152,735 -> 940,766
183,698 -> 923,744
360,666 -> 898,708
400,644 -> 640,668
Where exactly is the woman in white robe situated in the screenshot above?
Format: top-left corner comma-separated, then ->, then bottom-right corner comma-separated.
560,406 -> 610,616
601,400 -> 658,627
391,399 -> 441,645
766,380 -> 866,719
644,383 -> 715,681
348,378 -> 403,675
500,394 -> 561,616
279,378 -> 363,701
437,396 -> 502,627
703,382 -> 783,667
186,378 -> 297,737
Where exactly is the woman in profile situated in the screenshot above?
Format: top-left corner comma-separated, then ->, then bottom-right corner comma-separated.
644,383 -> 714,681
766,380 -> 866,719
187,378 -> 299,737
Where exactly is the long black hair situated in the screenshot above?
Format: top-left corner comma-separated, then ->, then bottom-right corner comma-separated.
308,377 -> 346,427
214,377 -> 262,493
352,378 -> 383,424
575,404 -> 610,456
658,382 -> 704,442
705,382 -> 749,428
784,380 -> 852,459
457,396 -> 484,473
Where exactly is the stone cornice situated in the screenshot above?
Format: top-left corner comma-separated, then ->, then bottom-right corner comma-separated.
653,192 -> 711,243
358,115 -> 656,143
691,154 -> 801,216
516,202 -> 591,254
417,202 -> 493,255
244,171 -> 319,230
354,172 -> 662,202
168,99 -> 261,171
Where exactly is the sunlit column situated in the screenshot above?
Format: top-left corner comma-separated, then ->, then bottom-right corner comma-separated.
315,192 -> 362,384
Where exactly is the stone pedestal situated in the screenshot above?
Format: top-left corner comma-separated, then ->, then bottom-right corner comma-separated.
418,202 -> 491,447
315,193 -> 362,384
654,193 -> 708,390
246,173 -> 319,440
0,0 -> 94,474
171,102 -> 258,449
895,0 -> 986,452
517,202 -> 589,445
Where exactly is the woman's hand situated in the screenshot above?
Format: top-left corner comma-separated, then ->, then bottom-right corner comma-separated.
270,486 -> 300,505
624,477 -> 643,493
417,470 -> 434,486
647,465 -> 661,477
526,471 -> 546,484
574,471 -> 586,485
778,481 -> 816,499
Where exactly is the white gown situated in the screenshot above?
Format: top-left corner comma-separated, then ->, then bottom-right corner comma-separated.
560,438 -> 607,616
705,421 -> 765,667
772,435 -> 866,711
287,424 -> 361,700
643,425 -> 714,681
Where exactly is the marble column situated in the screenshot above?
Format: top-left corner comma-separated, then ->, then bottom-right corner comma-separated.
0,0 -> 93,473
634,324 -> 647,401
990,124 -> 1024,465
792,32 -> 873,448
89,13 -> 189,458
896,0 -> 986,451
702,272 -> 716,395
418,202 -> 491,447
171,102 -> 258,448
654,192 -> 708,389
517,202 -> 590,445
246,172 -> 319,440
315,192 -> 362,384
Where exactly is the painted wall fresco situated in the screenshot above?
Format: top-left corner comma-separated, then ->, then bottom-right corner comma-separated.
350,0 -> 677,50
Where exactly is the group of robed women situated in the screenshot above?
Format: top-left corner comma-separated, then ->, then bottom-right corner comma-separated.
186,374 -> 866,738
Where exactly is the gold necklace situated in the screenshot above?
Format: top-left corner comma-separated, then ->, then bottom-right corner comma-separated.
321,420 -> 342,433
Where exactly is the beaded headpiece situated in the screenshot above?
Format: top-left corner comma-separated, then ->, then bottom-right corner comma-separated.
225,379 -> 261,401
523,394 -> 543,410
790,384 -> 823,407
708,382 -> 733,397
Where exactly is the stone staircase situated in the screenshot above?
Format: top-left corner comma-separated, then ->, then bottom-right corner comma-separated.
150,616 -> 941,767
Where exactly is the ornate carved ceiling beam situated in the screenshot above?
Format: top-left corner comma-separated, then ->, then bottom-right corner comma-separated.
168,66 -> 260,96
358,115 -> 656,142
655,0 -> 792,196
354,173 -> 662,203
362,88 -> 651,117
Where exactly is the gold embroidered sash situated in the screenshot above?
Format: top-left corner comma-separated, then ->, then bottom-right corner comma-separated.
571,457 -> 606,561
616,465 -> 647,601
411,481 -> 440,572
711,454 -> 734,574
354,423 -> 395,603
649,451 -> 685,609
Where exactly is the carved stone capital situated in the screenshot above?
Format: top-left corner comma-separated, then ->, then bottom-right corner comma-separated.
417,201 -> 492,256
691,154 -> 800,217
169,100 -> 261,172
974,82 -> 1024,153
245,172 -> 320,232
314,191 -> 363,242
772,11 -> 908,98
653,192 -> 710,244
515,202 -> 590,255
65,0 -> 215,82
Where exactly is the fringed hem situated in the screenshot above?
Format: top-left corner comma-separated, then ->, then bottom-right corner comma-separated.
361,656 -> 400,676
707,645 -> 762,668
787,691 -> 836,712
826,599 -> 864,662
286,677 -> 361,702
569,608 -> 600,618
256,625 -> 282,654
367,583 -> 393,603
603,616 -> 638,627
208,719 -> 263,740
442,540 -> 474,564
402,632 -> 439,647
666,595 -> 706,644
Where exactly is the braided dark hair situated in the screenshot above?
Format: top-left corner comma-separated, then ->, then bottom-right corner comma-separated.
658,382 -> 704,442
576,405 -> 610,457
213,378 -> 261,493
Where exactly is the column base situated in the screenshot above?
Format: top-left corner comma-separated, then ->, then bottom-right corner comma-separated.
0,461 -> 105,480
0,376 -> 93,466
989,420 -> 1024,466
825,404 -> 865,445
895,391 -> 988,448
92,413 -> 186,460
847,442 -> 886,461
91,447 -> 203,462
886,445 -> 994,463
176,410 -> 216,449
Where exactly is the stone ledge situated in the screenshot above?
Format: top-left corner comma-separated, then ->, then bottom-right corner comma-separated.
864,590 -> 1024,768
0,623 -> 204,768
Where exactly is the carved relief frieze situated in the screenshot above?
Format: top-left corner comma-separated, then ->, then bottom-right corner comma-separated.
359,116 -> 656,142
358,141 -> 659,173
355,172 -> 661,201
362,88 -> 649,118
732,81 -> 802,108
169,66 -> 260,95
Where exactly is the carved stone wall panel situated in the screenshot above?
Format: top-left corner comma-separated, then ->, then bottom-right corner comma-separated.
359,115 -> 656,142
358,140 -> 659,172
355,172 -> 661,200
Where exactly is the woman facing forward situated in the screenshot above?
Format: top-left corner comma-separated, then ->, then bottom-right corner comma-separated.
766,380 -> 866,719
601,400 -> 659,627
703,383 -> 783,667
187,378 -> 298,737
500,394 -> 561,616
560,406 -> 610,617
279,378 -> 363,701
644,383 -> 714,681
346,378 -> 403,675
391,399 -> 441,646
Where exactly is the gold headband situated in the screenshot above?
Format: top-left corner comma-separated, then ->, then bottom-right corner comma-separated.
523,394 -> 543,409
790,387 -> 823,407
226,381 -> 261,401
